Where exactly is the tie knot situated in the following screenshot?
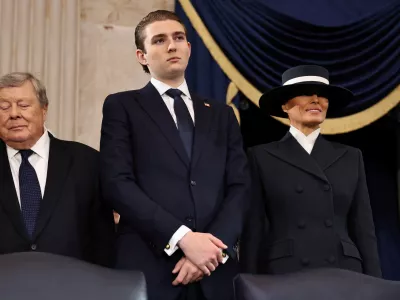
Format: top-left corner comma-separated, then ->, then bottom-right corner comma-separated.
19,149 -> 34,160
165,88 -> 183,99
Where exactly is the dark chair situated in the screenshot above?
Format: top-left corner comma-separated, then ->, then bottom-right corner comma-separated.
234,268 -> 400,300
0,252 -> 147,300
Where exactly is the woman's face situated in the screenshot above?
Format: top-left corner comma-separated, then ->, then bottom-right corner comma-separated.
282,94 -> 329,129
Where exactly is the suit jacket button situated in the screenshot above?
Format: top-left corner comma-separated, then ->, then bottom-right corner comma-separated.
328,256 -> 336,264
325,219 -> 333,227
324,184 -> 330,191
301,258 -> 310,266
298,220 -> 306,229
296,185 -> 303,193
185,216 -> 193,222
190,180 -> 196,186
30,244 -> 37,251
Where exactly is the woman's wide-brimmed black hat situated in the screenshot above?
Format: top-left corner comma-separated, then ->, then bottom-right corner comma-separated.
259,65 -> 353,117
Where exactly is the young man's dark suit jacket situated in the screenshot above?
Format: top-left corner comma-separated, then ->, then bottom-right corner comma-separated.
240,132 -> 382,277
100,82 -> 249,300
0,135 -> 115,267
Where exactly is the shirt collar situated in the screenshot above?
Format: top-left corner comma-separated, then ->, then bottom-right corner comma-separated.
6,128 -> 50,159
150,77 -> 192,100
289,125 -> 320,145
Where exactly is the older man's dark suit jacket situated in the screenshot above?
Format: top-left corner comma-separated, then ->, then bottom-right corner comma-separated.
0,135 -> 115,267
240,132 -> 381,277
100,82 -> 249,300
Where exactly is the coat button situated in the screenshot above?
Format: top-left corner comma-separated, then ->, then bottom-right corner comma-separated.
185,216 -> 193,222
297,220 -> 306,229
301,258 -> 310,266
190,180 -> 196,186
328,256 -> 336,264
323,184 -> 330,191
296,185 -> 303,193
30,244 -> 37,251
325,219 -> 333,227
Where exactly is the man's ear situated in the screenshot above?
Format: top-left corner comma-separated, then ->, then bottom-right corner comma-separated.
187,41 -> 191,58
136,49 -> 147,66
42,104 -> 48,121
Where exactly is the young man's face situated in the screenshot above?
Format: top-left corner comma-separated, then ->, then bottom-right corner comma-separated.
137,20 -> 191,81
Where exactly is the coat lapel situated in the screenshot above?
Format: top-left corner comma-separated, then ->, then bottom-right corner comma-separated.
136,83 -> 190,168
33,137 -> 73,239
311,135 -> 348,171
191,96 -> 213,168
0,141 -> 29,240
264,132 -> 329,183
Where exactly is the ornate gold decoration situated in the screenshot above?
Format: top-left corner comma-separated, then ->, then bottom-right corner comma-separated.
178,0 -> 400,134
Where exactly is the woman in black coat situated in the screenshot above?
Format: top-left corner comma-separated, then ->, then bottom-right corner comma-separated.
240,65 -> 381,277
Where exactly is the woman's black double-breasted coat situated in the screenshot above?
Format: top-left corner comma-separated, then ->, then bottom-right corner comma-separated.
240,132 -> 381,277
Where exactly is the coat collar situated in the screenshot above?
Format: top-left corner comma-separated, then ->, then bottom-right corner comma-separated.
310,134 -> 348,171
264,132 -> 347,182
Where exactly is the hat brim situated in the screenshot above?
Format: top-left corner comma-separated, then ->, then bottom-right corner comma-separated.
259,83 -> 354,118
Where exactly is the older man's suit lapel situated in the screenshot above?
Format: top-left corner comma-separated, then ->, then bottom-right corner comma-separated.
33,137 -> 73,240
0,141 -> 29,240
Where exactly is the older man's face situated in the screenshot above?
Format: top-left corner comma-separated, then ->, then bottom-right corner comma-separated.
0,81 -> 47,149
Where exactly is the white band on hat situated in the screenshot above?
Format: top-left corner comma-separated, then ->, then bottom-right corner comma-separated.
283,76 -> 329,86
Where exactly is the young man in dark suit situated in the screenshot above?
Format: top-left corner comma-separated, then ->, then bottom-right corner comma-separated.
100,10 -> 249,300
0,72 -> 114,267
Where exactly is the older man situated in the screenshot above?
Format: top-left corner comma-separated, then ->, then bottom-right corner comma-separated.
0,72 -> 114,266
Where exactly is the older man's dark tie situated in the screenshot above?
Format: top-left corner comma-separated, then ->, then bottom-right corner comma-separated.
19,149 -> 41,238
166,89 -> 194,159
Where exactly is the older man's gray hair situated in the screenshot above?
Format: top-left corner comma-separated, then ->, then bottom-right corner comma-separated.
0,72 -> 49,107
